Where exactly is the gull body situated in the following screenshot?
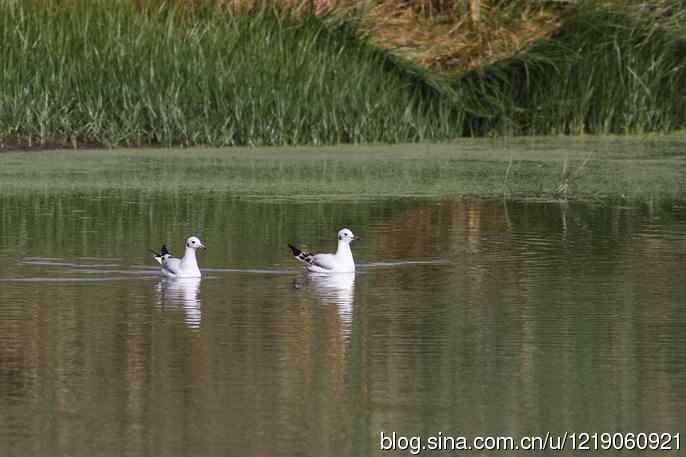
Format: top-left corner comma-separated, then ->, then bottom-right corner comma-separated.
149,236 -> 205,278
289,228 -> 356,273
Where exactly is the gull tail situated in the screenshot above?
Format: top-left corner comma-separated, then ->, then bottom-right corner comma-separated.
149,244 -> 169,265
289,244 -> 314,266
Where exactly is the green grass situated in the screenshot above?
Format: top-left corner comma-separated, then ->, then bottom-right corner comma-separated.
458,1 -> 686,135
0,0 -> 461,147
2,138 -> 686,202
1,1 -> 686,147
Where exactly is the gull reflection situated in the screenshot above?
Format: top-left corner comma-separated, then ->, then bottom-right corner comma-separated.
306,272 -> 355,336
154,277 -> 202,329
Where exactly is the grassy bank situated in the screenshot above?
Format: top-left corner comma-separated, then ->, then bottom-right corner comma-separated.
0,0 -> 460,147
0,1 -> 686,148
461,2 -> 686,135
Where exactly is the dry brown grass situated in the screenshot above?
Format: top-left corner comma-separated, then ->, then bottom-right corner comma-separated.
364,1 -> 559,75
269,0 -> 562,76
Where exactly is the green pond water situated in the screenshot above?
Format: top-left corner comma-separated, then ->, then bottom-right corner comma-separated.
1,140 -> 686,456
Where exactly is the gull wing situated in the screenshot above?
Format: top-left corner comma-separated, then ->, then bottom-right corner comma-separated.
309,253 -> 337,271
149,244 -> 170,265
161,256 -> 182,276
289,244 -> 337,271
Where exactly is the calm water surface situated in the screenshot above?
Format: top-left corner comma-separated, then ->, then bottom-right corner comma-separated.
1,160 -> 686,456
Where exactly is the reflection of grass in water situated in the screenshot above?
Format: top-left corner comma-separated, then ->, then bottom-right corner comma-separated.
2,139 -> 686,201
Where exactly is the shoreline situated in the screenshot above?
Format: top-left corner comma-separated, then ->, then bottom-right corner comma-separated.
2,138 -> 686,203
3,132 -> 686,154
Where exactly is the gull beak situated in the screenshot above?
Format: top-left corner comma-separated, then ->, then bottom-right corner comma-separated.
199,242 -> 206,249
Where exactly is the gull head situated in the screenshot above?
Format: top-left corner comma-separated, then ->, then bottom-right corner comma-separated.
185,236 -> 205,250
337,228 -> 356,244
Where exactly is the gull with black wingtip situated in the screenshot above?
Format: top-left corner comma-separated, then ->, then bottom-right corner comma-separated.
289,228 -> 357,273
149,236 -> 206,278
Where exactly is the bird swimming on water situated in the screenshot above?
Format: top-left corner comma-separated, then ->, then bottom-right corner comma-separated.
289,228 -> 357,273
149,236 -> 205,278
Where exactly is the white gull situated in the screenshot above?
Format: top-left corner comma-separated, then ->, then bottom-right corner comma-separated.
288,228 -> 357,273
149,236 -> 205,278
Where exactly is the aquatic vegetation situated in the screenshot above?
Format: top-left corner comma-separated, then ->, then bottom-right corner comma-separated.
2,138 -> 686,202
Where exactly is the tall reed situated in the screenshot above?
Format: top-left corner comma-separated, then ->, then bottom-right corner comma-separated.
458,2 -> 686,135
0,0 -> 461,147
1,0 -> 686,148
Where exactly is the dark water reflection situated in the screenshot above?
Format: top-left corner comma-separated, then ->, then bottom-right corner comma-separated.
1,193 -> 685,456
